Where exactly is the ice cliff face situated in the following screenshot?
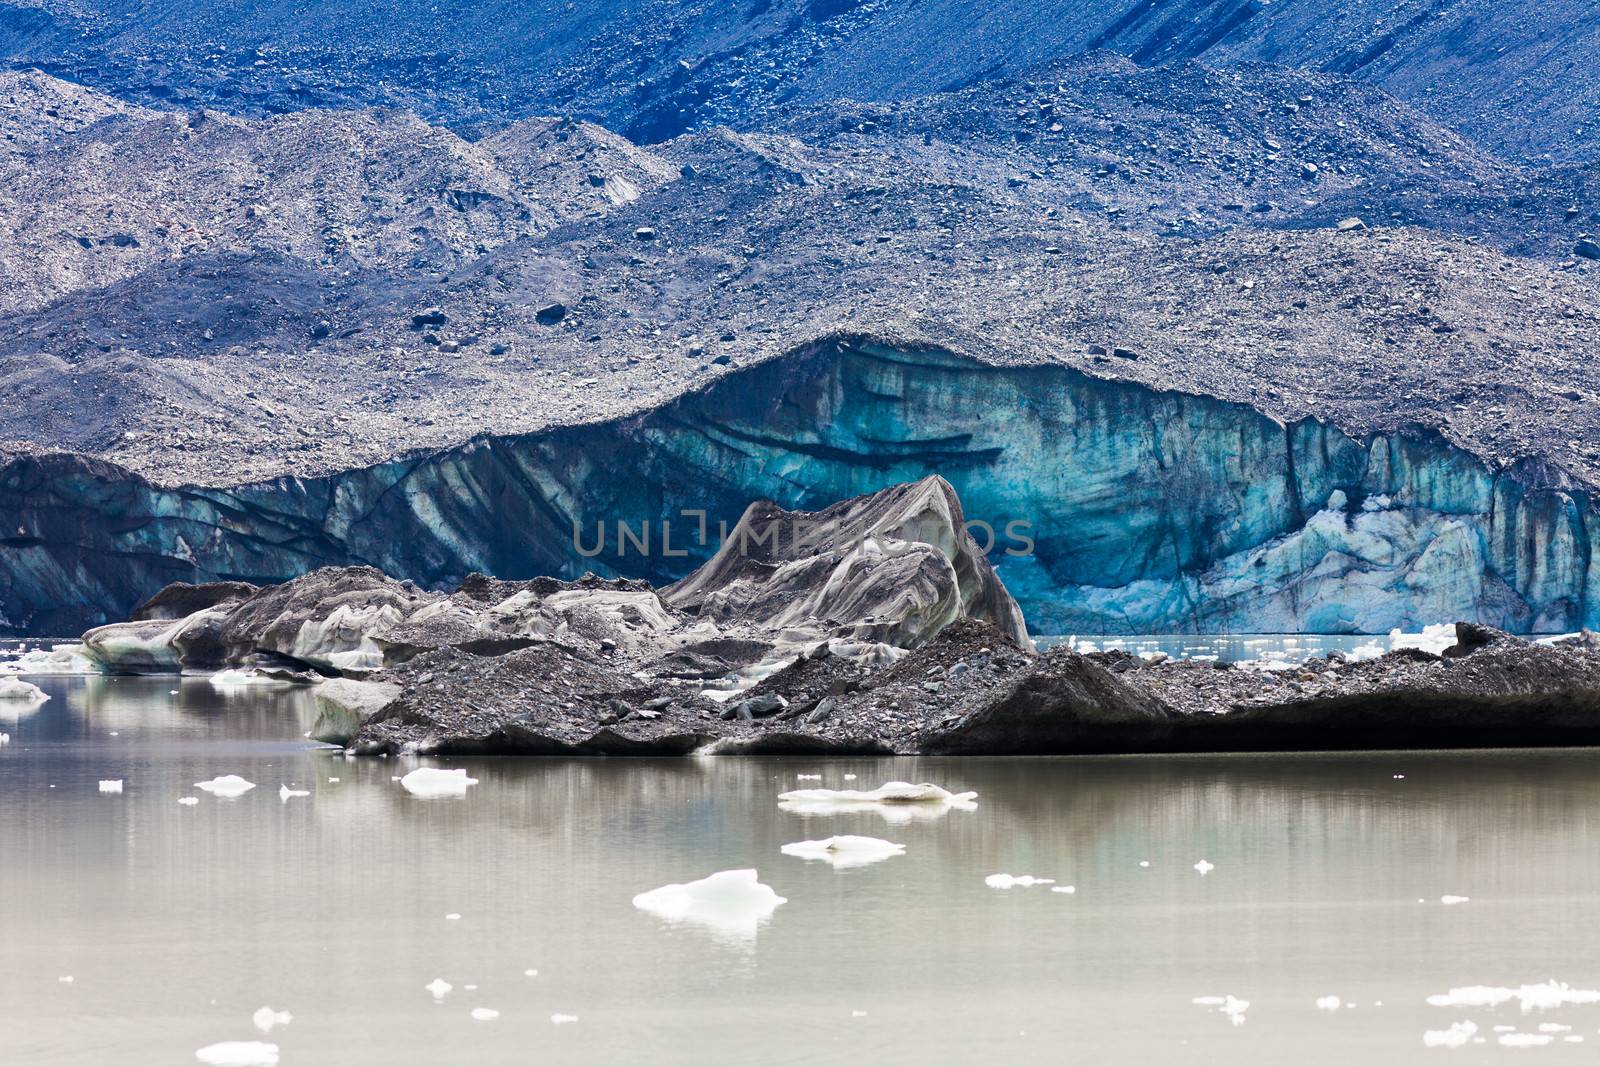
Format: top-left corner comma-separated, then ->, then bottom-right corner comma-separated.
1,339 -> 1593,636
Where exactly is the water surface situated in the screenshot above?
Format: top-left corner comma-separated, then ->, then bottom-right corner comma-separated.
3,675 -> 1599,1064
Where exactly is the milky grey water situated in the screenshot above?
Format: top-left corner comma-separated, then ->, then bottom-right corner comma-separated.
4,674 -> 1600,1064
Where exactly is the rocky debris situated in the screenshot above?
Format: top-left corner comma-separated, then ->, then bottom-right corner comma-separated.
663,476 -> 1028,650
130,581 -> 260,621
75,475 -> 1027,682
2,61 -> 1599,499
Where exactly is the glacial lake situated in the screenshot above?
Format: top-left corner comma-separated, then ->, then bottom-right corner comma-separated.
4,672 -> 1600,1064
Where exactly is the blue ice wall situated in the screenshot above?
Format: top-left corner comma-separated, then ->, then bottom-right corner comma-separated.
0,340 -> 1592,635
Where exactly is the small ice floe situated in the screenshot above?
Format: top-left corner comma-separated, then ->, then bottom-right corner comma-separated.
195,775 -> 256,799
470,1008 -> 499,1022
1426,981 -> 1600,1012
194,1041 -> 280,1066
178,796 -> 200,806
781,836 -> 905,869
1050,885 -> 1077,895
777,781 -> 977,824
1423,1021 -> 1478,1049
1316,996 -> 1343,1011
425,978 -> 452,1000
523,969 -> 539,978
1192,995 -> 1249,1026
58,975 -> 73,984
985,874 -> 1054,889
1538,1023 -> 1572,1033
851,1010 -> 869,1018
0,732 -> 9,744
551,1013 -> 579,1025
632,869 -> 786,940
444,913 -> 462,921
1139,860 -> 1151,868
1440,895 -> 1470,905
209,669 -> 291,690
400,767 -> 479,799
98,779 -> 123,793
843,774 -> 857,781
251,1007 -> 292,1034
795,774 -> 822,781
0,677 -> 49,704
278,785 -> 309,802
327,777 -> 340,783
1193,860 -> 1215,875
1499,1033 -> 1553,1048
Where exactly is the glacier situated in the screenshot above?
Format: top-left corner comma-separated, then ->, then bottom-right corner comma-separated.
0,338 -> 1593,635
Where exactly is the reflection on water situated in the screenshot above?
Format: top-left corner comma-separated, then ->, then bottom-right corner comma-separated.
3,676 -> 1600,1064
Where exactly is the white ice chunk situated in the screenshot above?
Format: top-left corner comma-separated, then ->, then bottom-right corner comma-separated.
400,767 -> 479,798
1426,981 -> 1600,1012
98,779 -> 123,793
425,978 -> 452,1000
551,1014 -> 579,1025
470,1008 -> 499,1022
209,669 -> 292,689
985,873 -> 1055,888
178,796 -> 199,805
444,913 -> 461,921
195,775 -> 256,798
194,1042 -> 279,1066
1423,1021 -> 1477,1049
1498,1033 -> 1553,1048
780,836 -> 905,869
1316,996 -> 1343,1011
1440,895 -> 1470,905
0,677 -> 49,704
778,781 -> 977,824
632,869 -> 786,940
795,774 -> 822,781
278,785 -> 309,802
1051,885 -> 1077,894
251,1007 -> 292,1034
1194,859 -> 1215,875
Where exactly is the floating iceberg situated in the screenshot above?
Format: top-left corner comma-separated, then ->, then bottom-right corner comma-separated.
985,874 -> 1055,889
780,836 -> 906,869
178,796 -> 199,806
632,869 -> 787,940
194,1042 -> 279,1066
778,781 -> 977,824
98,779 -> 123,793
551,1013 -> 579,1025
1426,981 -> 1600,1012
424,978 -> 452,1000
1440,895 -> 1470,905
0,677 -> 49,703
195,775 -> 257,799
400,767 -> 479,799
278,785 -> 310,802
1423,1021 -> 1477,1049
1316,996 -> 1343,1011
470,1008 -> 499,1022
0,643 -> 93,675
1193,860 -> 1215,875
209,669 -> 293,690
251,1007 -> 292,1034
